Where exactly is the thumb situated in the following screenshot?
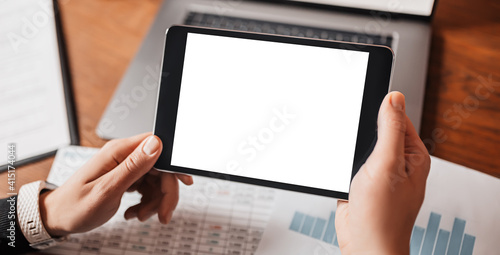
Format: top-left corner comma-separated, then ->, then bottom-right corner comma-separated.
103,135 -> 163,193
372,91 -> 407,156
335,200 -> 349,247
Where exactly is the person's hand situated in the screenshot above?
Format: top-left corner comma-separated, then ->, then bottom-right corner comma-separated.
39,133 -> 193,237
335,92 -> 431,255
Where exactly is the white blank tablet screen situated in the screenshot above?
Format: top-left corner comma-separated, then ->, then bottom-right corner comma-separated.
171,33 -> 369,193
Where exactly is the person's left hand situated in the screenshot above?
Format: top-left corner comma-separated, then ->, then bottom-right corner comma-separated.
39,133 -> 193,237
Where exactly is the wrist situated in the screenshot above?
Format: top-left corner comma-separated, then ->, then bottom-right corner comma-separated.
39,190 -> 71,237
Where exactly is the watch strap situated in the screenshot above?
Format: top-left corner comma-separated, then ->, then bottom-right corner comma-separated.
17,180 -> 66,249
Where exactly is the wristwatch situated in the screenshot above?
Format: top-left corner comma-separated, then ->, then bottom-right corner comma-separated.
17,180 -> 68,249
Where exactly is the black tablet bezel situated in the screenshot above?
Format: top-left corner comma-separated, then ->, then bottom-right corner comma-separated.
154,25 -> 393,200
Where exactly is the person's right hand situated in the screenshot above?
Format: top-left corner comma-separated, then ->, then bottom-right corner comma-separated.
335,92 -> 431,255
39,133 -> 193,237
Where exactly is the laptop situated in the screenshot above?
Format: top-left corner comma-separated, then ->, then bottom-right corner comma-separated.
97,0 -> 435,139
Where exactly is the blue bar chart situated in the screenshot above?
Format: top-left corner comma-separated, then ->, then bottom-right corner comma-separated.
289,211 -> 476,255
289,211 -> 340,247
410,212 -> 475,255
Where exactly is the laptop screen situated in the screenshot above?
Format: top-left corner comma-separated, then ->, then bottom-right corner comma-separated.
291,0 -> 435,16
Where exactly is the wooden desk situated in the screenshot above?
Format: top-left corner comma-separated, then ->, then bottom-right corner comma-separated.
1,0 -> 499,196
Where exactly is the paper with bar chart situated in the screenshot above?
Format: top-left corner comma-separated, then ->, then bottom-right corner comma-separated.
255,156 -> 500,255
255,190 -> 341,255
411,212 -> 476,255
289,210 -> 340,247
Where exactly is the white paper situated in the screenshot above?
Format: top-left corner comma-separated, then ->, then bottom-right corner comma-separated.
41,146 -> 277,255
255,190 -> 340,255
256,156 -> 500,255
0,0 -> 70,167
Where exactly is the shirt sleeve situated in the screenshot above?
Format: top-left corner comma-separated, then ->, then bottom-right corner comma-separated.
0,195 -> 35,254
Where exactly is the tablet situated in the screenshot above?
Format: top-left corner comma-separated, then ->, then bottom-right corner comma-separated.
153,25 -> 393,199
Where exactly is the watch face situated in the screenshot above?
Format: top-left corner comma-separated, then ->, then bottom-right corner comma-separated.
44,182 -> 58,190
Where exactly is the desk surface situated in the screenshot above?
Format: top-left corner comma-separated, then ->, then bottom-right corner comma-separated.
1,0 -> 499,196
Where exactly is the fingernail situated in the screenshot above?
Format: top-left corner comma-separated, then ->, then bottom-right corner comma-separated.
390,92 -> 405,111
143,136 -> 160,155
166,211 -> 173,224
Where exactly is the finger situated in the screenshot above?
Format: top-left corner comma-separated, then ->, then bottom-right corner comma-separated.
159,211 -> 174,225
365,92 -> 407,179
335,200 -> 348,229
158,195 -> 177,224
124,203 -> 141,220
404,115 -> 427,155
335,200 -> 349,248
161,173 -> 179,194
79,133 -> 151,182
372,92 -> 407,157
404,116 -> 431,184
124,181 -> 160,221
158,174 -> 180,224
176,174 -> 194,186
336,200 -> 348,214
101,135 -> 163,194
137,197 -> 162,222
148,168 -> 161,176
127,176 -> 145,192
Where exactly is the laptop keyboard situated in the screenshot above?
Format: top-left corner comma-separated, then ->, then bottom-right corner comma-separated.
184,12 -> 393,47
